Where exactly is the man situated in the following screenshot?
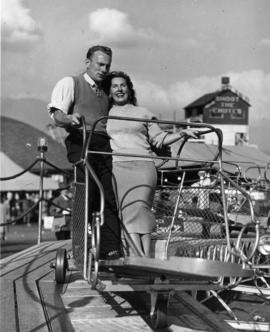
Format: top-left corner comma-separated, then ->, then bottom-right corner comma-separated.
49,187 -> 73,240
48,45 -> 121,259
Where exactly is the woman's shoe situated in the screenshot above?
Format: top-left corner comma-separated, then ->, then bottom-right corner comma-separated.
100,250 -> 120,260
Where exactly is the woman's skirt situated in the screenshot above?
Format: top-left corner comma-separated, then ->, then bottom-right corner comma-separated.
113,160 -> 157,234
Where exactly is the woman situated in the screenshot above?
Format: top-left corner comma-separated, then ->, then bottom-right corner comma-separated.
106,71 -> 197,257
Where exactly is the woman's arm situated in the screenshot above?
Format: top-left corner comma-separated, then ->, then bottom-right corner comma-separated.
162,128 -> 198,146
147,111 -> 198,148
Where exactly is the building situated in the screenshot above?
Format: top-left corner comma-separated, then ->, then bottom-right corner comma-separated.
184,77 -> 250,146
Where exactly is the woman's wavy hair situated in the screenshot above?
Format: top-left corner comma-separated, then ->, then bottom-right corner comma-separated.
103,71 -> 137,108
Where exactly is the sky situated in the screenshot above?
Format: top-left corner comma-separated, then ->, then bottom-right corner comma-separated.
1,0 -> 270,151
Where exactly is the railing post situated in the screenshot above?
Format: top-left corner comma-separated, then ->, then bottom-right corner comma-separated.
37,137 -> 48,245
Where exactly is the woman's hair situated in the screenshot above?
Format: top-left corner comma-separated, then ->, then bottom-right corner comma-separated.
103,71 -> 137,108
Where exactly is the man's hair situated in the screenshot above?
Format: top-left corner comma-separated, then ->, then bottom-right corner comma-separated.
86,45 -> 112,59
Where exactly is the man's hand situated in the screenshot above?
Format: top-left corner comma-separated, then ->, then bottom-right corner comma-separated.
69,113 -> 82,127
53,109 -> 82,128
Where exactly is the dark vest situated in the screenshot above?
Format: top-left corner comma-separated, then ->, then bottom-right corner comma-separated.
69,74 -> 108,134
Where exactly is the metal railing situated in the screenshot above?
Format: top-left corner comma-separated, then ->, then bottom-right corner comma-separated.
77,116 -> 261,274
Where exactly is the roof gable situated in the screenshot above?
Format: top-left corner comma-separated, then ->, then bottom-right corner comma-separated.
184,91 -> 219,110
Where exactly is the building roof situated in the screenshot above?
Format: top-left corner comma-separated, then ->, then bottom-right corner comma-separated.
1,116 -> 72,174
184,88 -> 250,110
184,91 -> 219,110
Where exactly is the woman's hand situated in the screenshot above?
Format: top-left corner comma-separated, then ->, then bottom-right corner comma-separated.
181,128 -> 199,139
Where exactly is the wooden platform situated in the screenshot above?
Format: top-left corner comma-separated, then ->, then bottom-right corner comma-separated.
0,240 -> 73,332
0,240 -> 238,332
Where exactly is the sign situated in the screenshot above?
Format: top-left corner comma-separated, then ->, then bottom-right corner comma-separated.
206,92 -> 248,124
210,107 -> 243,118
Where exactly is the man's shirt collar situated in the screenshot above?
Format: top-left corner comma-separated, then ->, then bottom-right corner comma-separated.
83,72 -> 96,87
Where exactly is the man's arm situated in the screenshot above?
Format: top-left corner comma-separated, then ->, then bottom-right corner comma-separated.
52,109 -> 81,128
48,76 -> 81,128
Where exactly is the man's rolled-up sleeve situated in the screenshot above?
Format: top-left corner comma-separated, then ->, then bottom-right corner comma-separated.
47,77 -> 74,117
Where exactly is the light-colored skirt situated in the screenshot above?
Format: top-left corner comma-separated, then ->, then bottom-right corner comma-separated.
113,160 -> 157,234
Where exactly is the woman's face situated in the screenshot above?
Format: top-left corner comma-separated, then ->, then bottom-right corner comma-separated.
110,77 -> 129,105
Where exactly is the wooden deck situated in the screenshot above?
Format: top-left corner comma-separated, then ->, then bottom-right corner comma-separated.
0,240 -> 73,332
0,240 -> 239,332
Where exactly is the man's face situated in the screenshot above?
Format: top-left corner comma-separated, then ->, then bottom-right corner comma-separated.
85,51 -> 111,83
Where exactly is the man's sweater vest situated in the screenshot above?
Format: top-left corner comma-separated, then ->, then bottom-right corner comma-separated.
71,74 -> 109,134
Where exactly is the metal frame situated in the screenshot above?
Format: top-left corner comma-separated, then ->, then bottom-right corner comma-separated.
65,116 -> 269,329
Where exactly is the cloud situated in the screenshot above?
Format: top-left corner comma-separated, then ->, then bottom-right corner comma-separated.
224,70 -> 270,122
259,38 -> 270,47
132,75 -> 219,118
88,8 -> 158,47
182,38 -> 202,49
1,0 -> 42,51
134,80 -> 173,117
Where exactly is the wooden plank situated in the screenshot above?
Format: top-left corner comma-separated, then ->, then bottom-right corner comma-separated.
62,279 -> 90,289
0,241 -> 72,332
1,240 -> 260,332
0,242 -> 53,275
131,291 -> 230,332
0,241 -> 53,265
67,306 -> 143,320
61,281 -> 148,319
39,281 -> 74,332
15,278 -> 49,332
59,268 -> 240,331
2,252 -> 56,281
63,292 -> 147,320
0,241 -> 71,278
60,278 -> 151,329
1,246 -> 71,282
0,241 -> 62,268
0,279 -> 17,332
71,316 -> 152,332
172,291 -> 237,332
